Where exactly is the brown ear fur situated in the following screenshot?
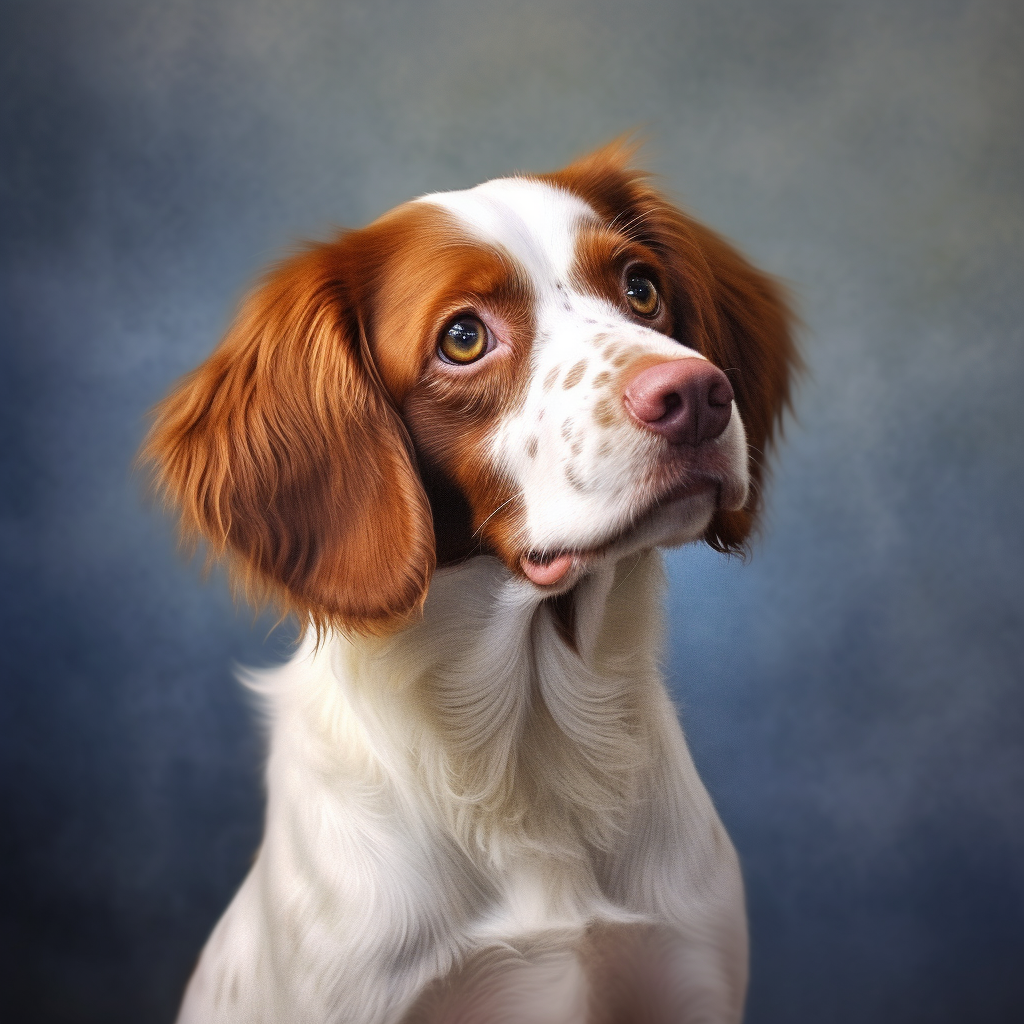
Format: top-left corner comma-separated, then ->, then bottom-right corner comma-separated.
547,141 -> 800,552
140,241 -> 435,637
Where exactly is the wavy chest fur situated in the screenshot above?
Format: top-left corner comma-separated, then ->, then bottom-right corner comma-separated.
255,556 -> 656,951
179,551 -> 745,1024
279,550 -> 661,866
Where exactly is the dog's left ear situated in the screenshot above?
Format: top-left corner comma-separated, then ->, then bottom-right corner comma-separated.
550,141 -> 799,551
141,240 -> 435,637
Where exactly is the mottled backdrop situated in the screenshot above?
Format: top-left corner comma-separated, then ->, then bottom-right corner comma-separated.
2,1 -> 1022,1021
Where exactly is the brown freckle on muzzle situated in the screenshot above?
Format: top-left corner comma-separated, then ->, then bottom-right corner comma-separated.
563,359 -> 588,389
526,436 -> 538,459
543,366 -> 560,391
593,397 -> 616,428
565,464 -> 587,491
593,371 -> 612,388
561,417 -> 574,440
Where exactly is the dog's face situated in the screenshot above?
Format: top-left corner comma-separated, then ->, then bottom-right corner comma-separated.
144,143 -> 797,634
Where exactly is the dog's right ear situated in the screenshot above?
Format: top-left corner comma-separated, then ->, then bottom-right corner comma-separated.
140,241 -> 435,637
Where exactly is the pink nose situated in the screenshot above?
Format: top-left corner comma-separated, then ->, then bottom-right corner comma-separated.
623,358 -> 734,445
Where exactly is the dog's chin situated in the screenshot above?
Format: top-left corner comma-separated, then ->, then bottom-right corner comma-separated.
630,487 -> 720,551
519,486 -> 721,593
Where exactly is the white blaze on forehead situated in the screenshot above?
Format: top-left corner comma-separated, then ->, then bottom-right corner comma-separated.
417,177 -> 596,286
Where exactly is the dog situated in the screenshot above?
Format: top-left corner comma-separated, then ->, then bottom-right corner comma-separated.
143,141 -> 796,1024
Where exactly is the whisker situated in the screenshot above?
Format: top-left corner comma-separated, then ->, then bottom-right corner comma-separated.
614,208 -> 652,241
610,551 -> 644,594
607,209 -> 629,231
473,494 -> 517,538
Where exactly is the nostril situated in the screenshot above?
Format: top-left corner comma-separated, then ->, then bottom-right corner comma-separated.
662,392 -> 682,415
709,379 -> 734,408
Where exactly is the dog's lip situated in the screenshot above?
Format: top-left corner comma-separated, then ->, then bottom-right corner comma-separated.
520,552 -> 578,586
520,478 -> 719,587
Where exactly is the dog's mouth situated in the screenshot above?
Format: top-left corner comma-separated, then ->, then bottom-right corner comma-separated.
520,478 -> 721,587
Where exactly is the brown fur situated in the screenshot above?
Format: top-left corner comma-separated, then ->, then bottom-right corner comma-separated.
140,239 -> 434,639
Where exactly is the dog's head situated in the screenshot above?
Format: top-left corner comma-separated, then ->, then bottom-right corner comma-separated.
142,142 -> 797,636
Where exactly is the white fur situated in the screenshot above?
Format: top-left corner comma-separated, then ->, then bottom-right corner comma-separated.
178,555 -> 747,1023
177,177 -> 752,1023
420,177 -> 592,284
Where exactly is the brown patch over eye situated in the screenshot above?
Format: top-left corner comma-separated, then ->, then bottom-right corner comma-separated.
366,201 -> 536,573
565,220 -> 671,336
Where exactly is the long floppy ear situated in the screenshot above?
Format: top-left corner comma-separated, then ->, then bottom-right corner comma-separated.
670,213 -> 800,552
548,141 -> 800,551
140,241 -> 435,637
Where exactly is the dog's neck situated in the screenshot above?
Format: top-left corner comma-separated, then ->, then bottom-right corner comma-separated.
279,550 -> 669,870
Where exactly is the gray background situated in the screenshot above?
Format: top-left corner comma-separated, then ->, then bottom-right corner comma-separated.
2,1 -> 1022,1020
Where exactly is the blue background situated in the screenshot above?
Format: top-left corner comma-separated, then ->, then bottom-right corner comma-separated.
2,1 -> 1022,1020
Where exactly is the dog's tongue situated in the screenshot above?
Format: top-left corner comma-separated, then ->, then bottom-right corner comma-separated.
521,553 -> 574,586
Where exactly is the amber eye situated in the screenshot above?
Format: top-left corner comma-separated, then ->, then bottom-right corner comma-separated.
625,274 -> 659,316
439,315 -> 488,364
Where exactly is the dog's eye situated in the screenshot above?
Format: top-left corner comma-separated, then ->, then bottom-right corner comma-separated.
625,275 -> 659,317
439,315 -> 488,364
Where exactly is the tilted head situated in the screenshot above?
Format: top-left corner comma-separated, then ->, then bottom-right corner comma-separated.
142,142 -> 798,636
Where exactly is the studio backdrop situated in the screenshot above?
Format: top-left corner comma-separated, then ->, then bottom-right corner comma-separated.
2,1 -> 1022,1021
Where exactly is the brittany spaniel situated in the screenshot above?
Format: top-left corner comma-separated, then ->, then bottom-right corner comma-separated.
144,142 -> 796,1024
